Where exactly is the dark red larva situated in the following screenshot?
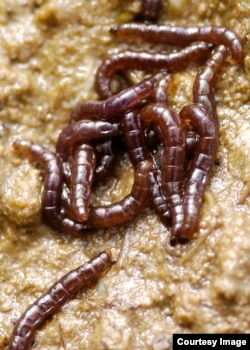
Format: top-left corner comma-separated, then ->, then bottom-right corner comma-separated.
71,72 -> 165,122
96,42 -> 211,98
139,104 -> 186,237
111,23 -> 244,63
70,143 -> 96,222
171,103 -> 218,244
13,140 -> 87,236
121,109 -> 171,225
85,160 -> 152,228
152,74 -> 172,105
56,120 -> 121,162
12,11 -> 243,249
13,140 -> 63,220
149,157 -> 171,225
121,110 -> 151,165
193,44 -> 228,126
8,251 -> 112,350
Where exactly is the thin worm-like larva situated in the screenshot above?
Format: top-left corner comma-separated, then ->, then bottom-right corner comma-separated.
152,74 -> 172,105
111,23 -> 244,63
8,251 -> 112,350
193,45 -> 228,125
70,143 -> 96,222
56,120 -> 121,162
71,71 -> 165,122
13,140 -> 87,236
149,157 -> 171,225
121,110 -> 171,224
13,140 -> 63,217
121,76 -> 184,226
171,103 -> 218,245
121,109 -> 151,164
96,42 -> 211,98
85,160 -> 152,228
140,104 -> 186,238
60,138 -> 116,187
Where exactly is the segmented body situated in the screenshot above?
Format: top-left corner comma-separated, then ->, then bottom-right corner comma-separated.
111,23 -> 244,63
152,74 -> 172,104
121,107 -> 199,229
85,160 -> 152,228
13,140 -> 63,220
96,42 -> 211,98
8,251 -> 111,350
173,103 -> 218,244
56,120 -> 121,161
13,141 -> 86,236
149,158 -> 172,225
12,12 -> 244,245
193,45 -> 228,125
70,143 -> 96,222
121,110 -> 150,165
140,104 -> 186,237
8,5 -> 246,350
71,72 -> 165,122
121,110 -> 171,225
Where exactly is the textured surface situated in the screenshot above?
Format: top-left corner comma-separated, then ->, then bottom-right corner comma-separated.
0,1 -> 250,349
